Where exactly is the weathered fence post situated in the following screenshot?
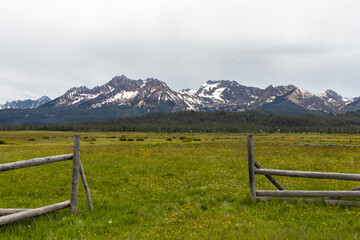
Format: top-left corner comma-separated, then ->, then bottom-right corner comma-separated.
247,135 -> 256,201
70,135 -> 81,214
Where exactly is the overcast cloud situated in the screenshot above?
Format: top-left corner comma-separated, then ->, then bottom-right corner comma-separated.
0,0 -> 359,103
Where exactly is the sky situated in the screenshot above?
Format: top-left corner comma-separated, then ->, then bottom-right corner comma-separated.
0,0 -> 360,103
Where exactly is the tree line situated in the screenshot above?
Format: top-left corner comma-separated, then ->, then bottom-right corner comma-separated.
0,110 -> 359,134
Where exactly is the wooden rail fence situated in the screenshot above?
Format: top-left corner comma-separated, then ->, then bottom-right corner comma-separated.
247,135 -> 360,206
0,135 -> 93,226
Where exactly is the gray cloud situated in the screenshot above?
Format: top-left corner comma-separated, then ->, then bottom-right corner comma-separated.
1,0 -> 360,103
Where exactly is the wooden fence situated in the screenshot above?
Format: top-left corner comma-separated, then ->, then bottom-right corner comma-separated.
0,135 -> 93,226
247,135 -> 360,206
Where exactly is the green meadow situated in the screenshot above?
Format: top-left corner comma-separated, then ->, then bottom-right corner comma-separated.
1,131 -> 360,239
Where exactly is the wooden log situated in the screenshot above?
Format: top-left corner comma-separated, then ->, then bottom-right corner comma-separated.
254,160 -> 286,190
256,196 -> 360,206
70,135 -> 81,214
247,135 -> 256,201
0,201 -> 70,226
0,154 -> 73,173
256,190 -> 360,198
0,209 -> 29,217
79,161 -> 93,212
255,168 -> 360,181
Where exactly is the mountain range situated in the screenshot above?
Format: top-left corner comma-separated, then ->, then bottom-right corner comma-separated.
0,75 -> 359,125
43,75 -> 359,114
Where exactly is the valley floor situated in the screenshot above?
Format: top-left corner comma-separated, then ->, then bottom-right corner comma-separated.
0,131 -> 360,239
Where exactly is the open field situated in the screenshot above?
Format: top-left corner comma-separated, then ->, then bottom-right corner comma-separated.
1,131 -> 360,239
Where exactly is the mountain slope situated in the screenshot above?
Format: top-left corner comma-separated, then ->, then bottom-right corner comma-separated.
179,81 -> 297,112
341,97 -> 360,113
181,80 -> 262,111
318,89 -> 346,109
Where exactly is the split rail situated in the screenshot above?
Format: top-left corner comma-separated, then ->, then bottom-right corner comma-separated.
247,135 -> 360,205
0,135 -> 93,226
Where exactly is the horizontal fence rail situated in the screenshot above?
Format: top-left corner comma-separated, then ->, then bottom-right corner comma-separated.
0,201 -> 70,226
255,168 -> 360,181
247,134 -> 360,205
256,190 -> 360,198
256,197 -> 360,206
0,209 -> 29,217
0,154 -> 73,173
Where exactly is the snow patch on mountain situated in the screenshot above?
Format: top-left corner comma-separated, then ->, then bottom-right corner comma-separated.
91,90 -> 139,108
196,82 -> 227,102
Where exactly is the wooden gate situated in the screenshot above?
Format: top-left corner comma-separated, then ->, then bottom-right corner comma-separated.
0,135 -> 93,226
247,135 -> 360,205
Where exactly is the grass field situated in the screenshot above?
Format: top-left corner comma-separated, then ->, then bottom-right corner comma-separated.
0,131 -> 360,239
